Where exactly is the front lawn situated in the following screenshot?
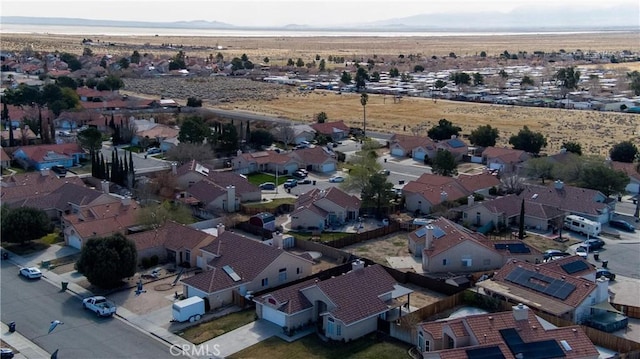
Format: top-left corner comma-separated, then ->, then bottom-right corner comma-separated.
2,239 -> 50,256
243,198 -> 295,210
247,173 -> 291,186
177,309 -> 255,345
228,334 -> 411,359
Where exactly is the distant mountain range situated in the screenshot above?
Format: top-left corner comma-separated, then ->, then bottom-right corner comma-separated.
2,4 -> 639,32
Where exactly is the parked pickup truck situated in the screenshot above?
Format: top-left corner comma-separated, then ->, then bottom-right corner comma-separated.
82,296 -> 117,317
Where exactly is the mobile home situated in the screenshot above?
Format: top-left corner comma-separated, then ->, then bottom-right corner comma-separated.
563,215 -> 601,237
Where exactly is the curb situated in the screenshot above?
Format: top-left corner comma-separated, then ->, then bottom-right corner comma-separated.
0,322 -> 51,359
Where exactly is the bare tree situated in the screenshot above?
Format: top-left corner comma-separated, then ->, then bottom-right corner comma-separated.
277,122 -> 295,149
500,174 -> 526,194
165,143 -> 215,164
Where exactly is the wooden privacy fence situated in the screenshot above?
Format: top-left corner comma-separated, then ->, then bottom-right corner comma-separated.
323,221 -> 402,248
240,203 -> 293,216
612,303 -> 640,319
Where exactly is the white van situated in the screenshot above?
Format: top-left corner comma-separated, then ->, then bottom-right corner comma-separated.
563,215 -> 601,237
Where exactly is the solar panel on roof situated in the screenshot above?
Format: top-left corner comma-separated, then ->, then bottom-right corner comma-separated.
466,346 -> 506,359
560,260 -> 590,274
448,138 -> 466,148
432,226 -> 446,238
494,243 -> 531,254
414,227 -> 426,237
500,329 -> 566,359
505,267 -> 576,300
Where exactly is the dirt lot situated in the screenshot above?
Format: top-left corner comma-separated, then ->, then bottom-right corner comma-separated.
345,233 -> 411,266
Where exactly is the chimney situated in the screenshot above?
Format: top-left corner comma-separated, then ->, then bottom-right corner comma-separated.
554,180 -> 564,190
216,223 -> 225,235
352,259 -> 365,271
121,196 -> 131,206
559,147 -> 567,154
425,225 -> 434,249
226,185 -> 236,213
171,162 -> 178,175
40,168 -> 50,177
512,303 -> 529,321
237,149 -> 242,157
101,180 -> 110,194
451,134 -> 457,139
467,194 -> 475,207
440,191 -> 448,203
272,231 -> 283,249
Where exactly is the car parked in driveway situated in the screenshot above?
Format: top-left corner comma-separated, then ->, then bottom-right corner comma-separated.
543,249 -> 571,260
329,176 -> 345,183
19,267 -> 42,279
609,219 -> 636,232
575,246 -> 588,258
299,179 -> 312,185
583,238 -> 605,250
596,268 -> 616,281
284,179 -> 298,189
147,147 -> 161,155
259,182 -> 276,190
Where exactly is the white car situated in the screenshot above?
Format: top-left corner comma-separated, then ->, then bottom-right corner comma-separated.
575,246 -> 589,258
19,267 -> 42,279
329,176 -> 345,183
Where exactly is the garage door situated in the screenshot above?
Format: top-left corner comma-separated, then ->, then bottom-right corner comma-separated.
391,148 -> 404,157
413,150 -> 426,161
261,305 -> 286,327
321,162 -> 336,172
68,234 -> 82,249
284,163 -> 298,174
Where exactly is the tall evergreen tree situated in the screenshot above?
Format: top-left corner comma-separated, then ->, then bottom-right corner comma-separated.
49,118 -> 55,144
246,120 -> 250,139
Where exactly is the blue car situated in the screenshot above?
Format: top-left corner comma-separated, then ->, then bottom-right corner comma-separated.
609,219 -> 635,232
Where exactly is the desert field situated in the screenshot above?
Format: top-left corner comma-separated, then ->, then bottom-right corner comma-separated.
2,31 -> 639,156
218,90 -> 639,156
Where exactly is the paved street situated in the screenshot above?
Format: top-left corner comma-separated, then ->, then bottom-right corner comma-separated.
0,262 -> 172,358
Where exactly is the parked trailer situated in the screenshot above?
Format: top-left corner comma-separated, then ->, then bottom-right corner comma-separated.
172,297 -> 205,323
563,215 -> 601,237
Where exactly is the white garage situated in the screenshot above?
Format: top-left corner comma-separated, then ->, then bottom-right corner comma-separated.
66,230 -> 82,249
284,163 -> 299,175
391,147 -> 405,157
320,162 -> 336,173
261,304 -> 286,327
413,149 -> 426,161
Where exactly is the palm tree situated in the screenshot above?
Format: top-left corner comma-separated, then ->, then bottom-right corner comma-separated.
360,93 -> 369,138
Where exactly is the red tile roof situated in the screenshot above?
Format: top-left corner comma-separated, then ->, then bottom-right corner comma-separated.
254,278 -> 316,315
408,217 -> 491,258
423,308 -> 598,359
175,160 -> 260,196
486,259 -> 597,311
296,187 -> 360,211
389,134 -> 436,152
518,184 -> 609,217
0,147 -> 10,162
238,150 -> 293,166
456,173 -> 500,193
313,264 -> 397,324
185,179 -> 227,204
128,221 -> 214,252
310,120 -> 349,135
15,143 -> 85,162
477,194 -> 565,220
182,231 -> 307,294
63,199 -> 143,238
1,128 -> 37,141
539,255 -> 596,278
611,160 -> 640,182
1,171 -> 85,203
482,146 -> 529,164
288,146 -> 336,165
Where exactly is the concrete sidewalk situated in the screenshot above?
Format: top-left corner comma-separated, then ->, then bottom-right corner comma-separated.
0,322 -> 51,359
2,244 -> 195,358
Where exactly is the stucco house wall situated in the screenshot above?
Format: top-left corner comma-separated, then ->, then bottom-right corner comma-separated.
423,240 -> 503,273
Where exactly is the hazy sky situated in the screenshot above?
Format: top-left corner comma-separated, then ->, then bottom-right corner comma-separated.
2,0 -> 637,27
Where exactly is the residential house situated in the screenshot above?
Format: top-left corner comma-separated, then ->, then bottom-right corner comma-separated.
0,147 -> 10,169
172,160 -> 261,202
76,87 -> 110,102
416,304 -> 599,358
1,170 -> 85,206
403,174 -> 469,214
177,178 -> 240,213
288,146 -> 337,173
519,181 -> 615,223
7,182 -> 113,221
482,146 -> 530,174
477,259 -> 615,324
272,124 -> 316,145
408,218 -> 501,274
132,119 -> 179,151
233,150 -> 299,175
310,120 -> 350,141
611,160 -> 640,194
255,261 -> 413,341
12,143 -> 86,170
388,134 -> 437,161
455,172 -> 501,196
127,221 -> 217,268
1,126 -> 38,147
462,193 -> 565,233
62,196 -> 143,249
180,230 -> 313,310
436,136 -> 468,161
539,255 -> 596,282
290,187 -> 360,230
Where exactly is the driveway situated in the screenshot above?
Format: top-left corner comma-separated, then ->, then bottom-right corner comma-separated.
199,320 -> 281,359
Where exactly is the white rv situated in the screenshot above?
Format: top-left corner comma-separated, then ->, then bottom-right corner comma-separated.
563,215 -> 601,237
